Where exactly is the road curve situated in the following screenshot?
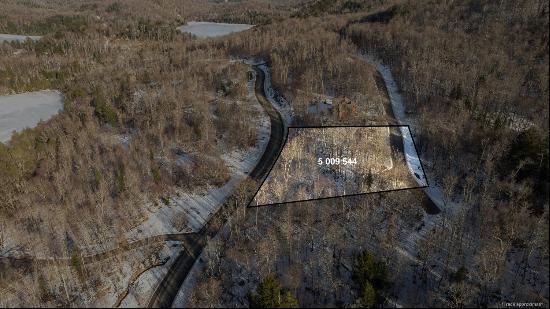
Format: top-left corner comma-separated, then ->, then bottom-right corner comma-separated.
146,64 -> 286,308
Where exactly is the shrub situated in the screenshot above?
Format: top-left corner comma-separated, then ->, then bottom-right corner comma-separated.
358,4 -> 408,23
505,128 -> 549,180
38,275 -> 53,302
106,2 -> 122,13
353,251 -> 387,289
152,167 -> 161,183
451,266 -> 468,282
249,275 -> 299,308
352,251 -> 387,308
71,248 -> 82,274
366,169 -> 374,189
91,91 -> 118,126
340,1 -> 364,13
114,165 -> 125,194
5,128 -> 38,178
93,168 -> 103,189
358,281 -> 377,308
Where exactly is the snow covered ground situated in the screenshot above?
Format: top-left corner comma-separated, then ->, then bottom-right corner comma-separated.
0,33 -> 41,43
257,63 -> 294,125
359,54 -> 427,187
0,90 -> 63,143
307,101 -> 332,115
177,22 -> 253,38
125,70 -> 270,241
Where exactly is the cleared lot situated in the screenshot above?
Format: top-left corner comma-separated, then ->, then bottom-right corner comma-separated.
250,126 -> 423,206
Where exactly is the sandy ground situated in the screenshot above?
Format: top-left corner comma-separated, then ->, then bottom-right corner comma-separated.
0,33 -> 41,43
177,22 -> 253,38
0,90 -> 63,143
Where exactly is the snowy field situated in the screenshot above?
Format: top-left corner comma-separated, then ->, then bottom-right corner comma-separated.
0,33 -> 41,43
0,90 -> 63,143
177,22 -> 253,38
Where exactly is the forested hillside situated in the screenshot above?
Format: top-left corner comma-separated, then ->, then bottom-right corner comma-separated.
346,1 -> 548,203
0,0 -> 548,307
187,0 -> 550,307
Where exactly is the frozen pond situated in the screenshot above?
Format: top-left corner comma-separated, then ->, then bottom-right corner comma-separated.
0,34 -> 42,43
0,90 -> 63,143
177,21 -> 253,38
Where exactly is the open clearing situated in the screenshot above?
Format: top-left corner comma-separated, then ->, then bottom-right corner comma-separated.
250,126 -> 424,206
0,90 -> 63,143
177,22 -> 253,38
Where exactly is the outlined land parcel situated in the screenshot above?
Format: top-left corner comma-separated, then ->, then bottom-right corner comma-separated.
250,125 -> 428,207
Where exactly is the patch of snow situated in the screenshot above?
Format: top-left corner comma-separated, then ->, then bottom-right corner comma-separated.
0,90 -> 63,143
356,53 -> 470,306
257,62 -> 294,126
0,33 -> 41,43
171,220 -> 233,308
307,101 -> 333,115
177,22 -> 253,38
401,126 -> 427,186
113,134 -> 131,149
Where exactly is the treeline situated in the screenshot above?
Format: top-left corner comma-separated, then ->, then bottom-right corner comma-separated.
207,10 -> 275,25
292,0 -> 374,17
185,186 -> 427,307
0,15 -> 88,35
224,16 -> 387,125
1,0 -> 547,306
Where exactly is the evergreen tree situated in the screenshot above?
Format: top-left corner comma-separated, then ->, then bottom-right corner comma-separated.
353,251 -> 387,289
352,251 -> 387,308
358,281 -> 377,308
249,275 -> 299,308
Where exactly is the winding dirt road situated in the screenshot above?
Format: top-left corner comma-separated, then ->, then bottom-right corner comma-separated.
0,62 -> 286,308
146,64 -> 286,308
